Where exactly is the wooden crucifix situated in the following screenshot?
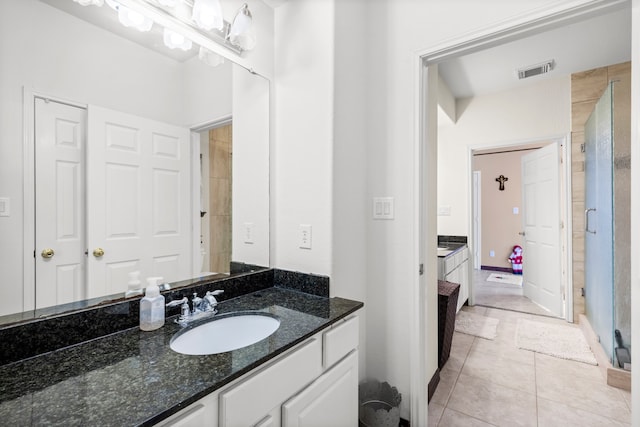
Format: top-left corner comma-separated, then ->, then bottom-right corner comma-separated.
495,174 -> 508,191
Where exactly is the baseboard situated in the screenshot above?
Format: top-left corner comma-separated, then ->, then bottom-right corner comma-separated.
427,368 -> 440,402
578,314 -> 630,391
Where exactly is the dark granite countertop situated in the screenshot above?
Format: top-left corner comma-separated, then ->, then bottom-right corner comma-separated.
437,242 -> 467,258
0,287 -> 363,426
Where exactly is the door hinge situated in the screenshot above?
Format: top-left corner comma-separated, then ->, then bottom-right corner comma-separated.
580,143 -> 585,153
581,287 -> 585,297
419,263 -> 424,275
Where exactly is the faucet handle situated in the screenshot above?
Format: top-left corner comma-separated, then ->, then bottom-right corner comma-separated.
166,297 -> 188,307
204,290 -> 224,309
166,297 -> 190,324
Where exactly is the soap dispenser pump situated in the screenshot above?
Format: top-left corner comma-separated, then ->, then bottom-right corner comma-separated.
140,277 -> 165,331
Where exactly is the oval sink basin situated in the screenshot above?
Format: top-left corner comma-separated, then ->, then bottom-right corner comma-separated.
170,313 -> 280,355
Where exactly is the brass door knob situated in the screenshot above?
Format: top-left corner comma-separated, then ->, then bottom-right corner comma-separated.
92,247 -> 105,258
41,248 -> 55,258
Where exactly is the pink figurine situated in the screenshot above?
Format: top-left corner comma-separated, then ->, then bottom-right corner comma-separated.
508,245 -> 523,275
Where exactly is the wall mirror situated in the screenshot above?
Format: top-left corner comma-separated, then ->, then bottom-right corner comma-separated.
0,0 -> 270,324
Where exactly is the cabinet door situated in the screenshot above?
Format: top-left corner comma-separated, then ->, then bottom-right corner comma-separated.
457,259 -> 469,312
282,351 -> 358,427
155,391 -> 218,427
220,338 -> 322,426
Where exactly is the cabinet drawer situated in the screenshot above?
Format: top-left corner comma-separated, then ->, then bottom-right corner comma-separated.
219,337 -> 322,427
323,316 -> 359,368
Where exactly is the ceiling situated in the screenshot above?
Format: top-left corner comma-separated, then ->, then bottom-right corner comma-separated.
438,5 -> 632,99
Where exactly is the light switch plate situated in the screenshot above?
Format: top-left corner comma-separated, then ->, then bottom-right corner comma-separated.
438,206 -> 451,216
373,197 -> 394,220
0,198 -> 9,217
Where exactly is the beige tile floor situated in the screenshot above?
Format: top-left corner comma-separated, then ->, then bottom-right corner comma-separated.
429,306 -> 632,426
472,269 -> 555,317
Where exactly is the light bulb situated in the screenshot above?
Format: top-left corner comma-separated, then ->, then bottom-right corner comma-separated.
73,0 -> 104,5
118,4 -> 153,32
163,28 -> 193,51
229,3 -> 252,38
199,47 -> 225,67
192,0 -> 223,31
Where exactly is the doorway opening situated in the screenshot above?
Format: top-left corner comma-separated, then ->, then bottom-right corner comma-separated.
468,139 -> 567,318
413,1 -> 633,425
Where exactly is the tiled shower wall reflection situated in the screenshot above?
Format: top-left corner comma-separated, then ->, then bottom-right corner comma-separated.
209,125 -> 232,274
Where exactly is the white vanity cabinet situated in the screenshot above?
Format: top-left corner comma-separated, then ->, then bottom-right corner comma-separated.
438,247 -> 469,312
156,315 -> 359,427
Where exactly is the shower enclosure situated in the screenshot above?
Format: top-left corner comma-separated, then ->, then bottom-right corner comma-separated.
584,78 -> 631,368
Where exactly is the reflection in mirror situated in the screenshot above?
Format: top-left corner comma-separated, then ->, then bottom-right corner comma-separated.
0,0 -> 269,323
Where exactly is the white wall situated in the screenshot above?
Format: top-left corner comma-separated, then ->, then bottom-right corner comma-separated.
438,77 -> 571,237
272,0 -> 334,275
183,58 -> 233,127
232,67 -> 270,267
333,0 -> 369,376
270,0 -> 591,420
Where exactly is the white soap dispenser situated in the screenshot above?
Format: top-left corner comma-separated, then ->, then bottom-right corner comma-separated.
140,277 -> 165,331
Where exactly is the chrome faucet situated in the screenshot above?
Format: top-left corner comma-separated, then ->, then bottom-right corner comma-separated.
166,290 -> 224,326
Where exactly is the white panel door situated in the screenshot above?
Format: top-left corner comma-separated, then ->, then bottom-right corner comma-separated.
87,106 -> 191,298
35,98 -> 87,308
521,143 -> 562,316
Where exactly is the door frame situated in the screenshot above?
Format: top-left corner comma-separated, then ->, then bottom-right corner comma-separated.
466,137 -> 571,318
189,115 -> 232,277
472,170 -> 481,270
411,1 -> 631,424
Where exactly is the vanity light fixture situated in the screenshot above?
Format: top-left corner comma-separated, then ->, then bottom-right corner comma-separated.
163,27 -> 193,50
73,0 -> 105,6
192,0 -> 224,31
227,3 -> 255,51
198,46 -> 225,67
106,0 -> 154,32
81,0 -> 254,55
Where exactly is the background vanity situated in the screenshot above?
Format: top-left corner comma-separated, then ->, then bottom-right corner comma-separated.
437,236 -> 470,312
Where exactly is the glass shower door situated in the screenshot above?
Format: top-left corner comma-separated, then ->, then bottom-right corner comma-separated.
584,82 -> 614,363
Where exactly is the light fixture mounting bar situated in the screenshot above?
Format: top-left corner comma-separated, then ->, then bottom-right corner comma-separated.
117,0 -> 244,55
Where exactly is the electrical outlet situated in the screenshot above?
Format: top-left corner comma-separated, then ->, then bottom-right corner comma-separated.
243,223 -> 254,244
489,250 -> 495,257
299,225 -> 312,249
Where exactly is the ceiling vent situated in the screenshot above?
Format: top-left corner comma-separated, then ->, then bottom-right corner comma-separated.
517,60 -> 555,80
